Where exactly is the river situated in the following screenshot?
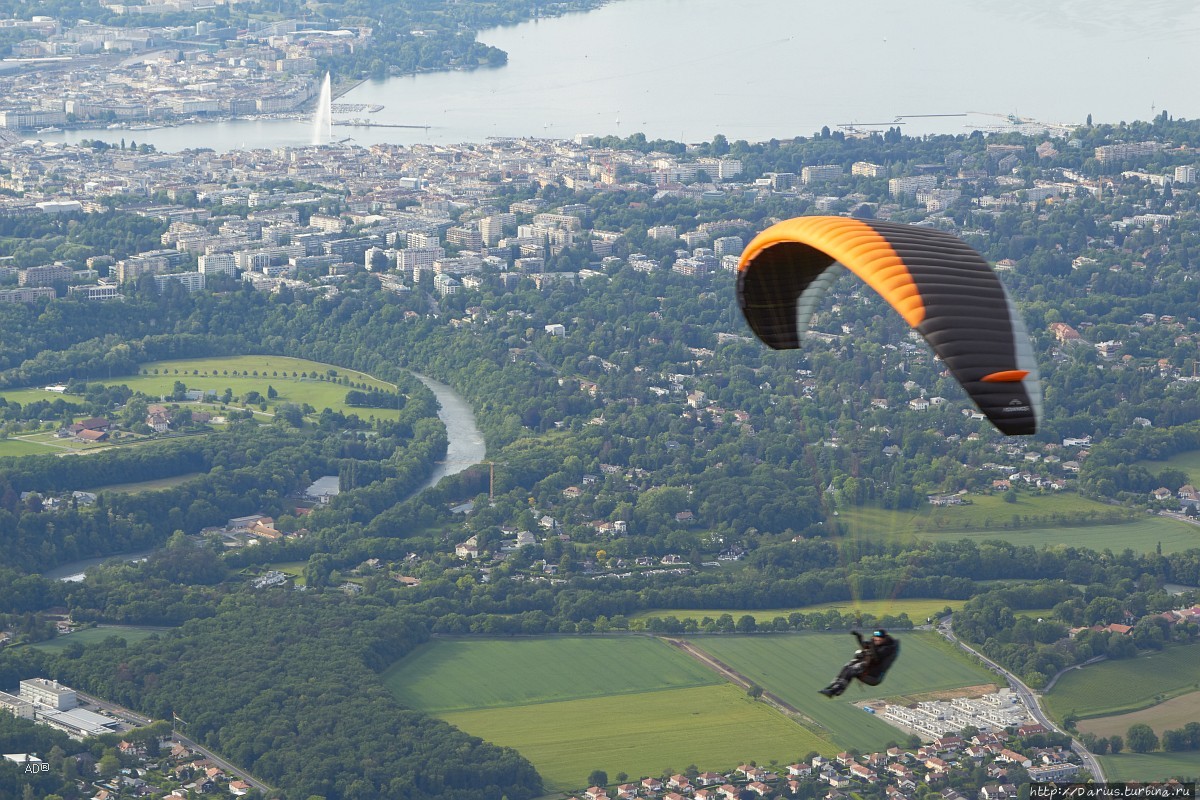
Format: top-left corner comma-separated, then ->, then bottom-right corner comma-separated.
41,372 -> 485,581
42,0 -> 1200,153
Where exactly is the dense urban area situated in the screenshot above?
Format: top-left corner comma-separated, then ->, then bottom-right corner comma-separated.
1,3 -> 1200,800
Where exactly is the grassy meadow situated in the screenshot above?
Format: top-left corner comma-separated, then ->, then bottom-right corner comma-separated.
0,356 -> 404,421
1078,690 -> 1200,739
689,632 -> 998,752
94,472 -> 207,494
837,503 -> 1199,554
1098,751 -> 1200,781
0,437 -> 56,457
29,626 -> 165,653
629,598 -> 961,625
384,636 -> 722,712
384,636 -> 835,792
1042,643 -> 1200,721
0,356 -> 412,458
1134,449 -> 1200,483
440,684 -> 829,793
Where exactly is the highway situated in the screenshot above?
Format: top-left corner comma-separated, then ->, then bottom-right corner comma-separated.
936,615 -> 1106,782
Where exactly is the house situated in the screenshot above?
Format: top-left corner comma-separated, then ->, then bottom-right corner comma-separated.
995,749 -> 1032,768
1151,487 -> 1173,501
229,781 -> 251,796
848,763 -> 877,782
747,782 -> 770,796
925,757 -> 951,774
641,778 -> 663,794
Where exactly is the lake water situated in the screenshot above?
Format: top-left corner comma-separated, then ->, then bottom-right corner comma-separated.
45,0 -> 1200,153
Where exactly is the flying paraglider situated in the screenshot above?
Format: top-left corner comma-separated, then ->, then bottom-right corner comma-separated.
737,216 -> 1041,436
819,629 -> 900,697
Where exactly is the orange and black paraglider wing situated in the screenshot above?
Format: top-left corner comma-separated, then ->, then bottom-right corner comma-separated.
737,216 -> 1041,436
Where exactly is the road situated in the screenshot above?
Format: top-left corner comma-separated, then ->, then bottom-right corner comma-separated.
76,691 -> 276,795
936,616 -> 1106,782
173,733 -> 276,796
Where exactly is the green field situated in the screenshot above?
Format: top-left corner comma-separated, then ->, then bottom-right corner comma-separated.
1079,690 -> 1200,739
689,632 -> 998,752
440,684 -> 829,792
629,598 -> 960,625
0,356 -> 409,424
95,472 -> 207,494
385,636 -> 835,792
1098,752 -> 1200,781
1134,449 -> 1200,484
0,437 -> 54,457
838,504 -> 1199,554
1043,643 -> 1200,721
29,625 -> 165,653
385,637 -> 721,712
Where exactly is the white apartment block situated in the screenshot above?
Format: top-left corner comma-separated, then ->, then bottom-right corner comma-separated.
713,236 -> 744,257
433,273 -> 460,296
1175,165 -> 1197,184
396,247 -> 445,271
406,231 -> 440,249
308,213 -> 346,233
19,679 -> 76,711
68,284 -> 121,301
889,174 -> 938,198
0,287 -> 56,303
1094,141 -> 1164,165
647,225 -> 678,241
198,252 -> 237,276
852,161 -> 886,178
802,164 -> 843,183
153,272 -> 206,293
0,690 -> 33,719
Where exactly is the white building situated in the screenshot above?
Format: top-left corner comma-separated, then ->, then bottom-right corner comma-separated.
153,271 -> 205,293
19,679 -> 76,711
198,252 -> 236,276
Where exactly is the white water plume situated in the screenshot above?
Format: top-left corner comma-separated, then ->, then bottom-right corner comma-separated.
312,72 -> 333,145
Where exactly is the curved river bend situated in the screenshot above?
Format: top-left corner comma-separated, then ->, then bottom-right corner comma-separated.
42,372 -> 483,581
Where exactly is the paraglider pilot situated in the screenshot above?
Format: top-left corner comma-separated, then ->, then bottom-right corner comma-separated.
819,629 -> 899,697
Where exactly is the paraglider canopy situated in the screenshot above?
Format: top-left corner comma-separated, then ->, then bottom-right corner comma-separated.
737,216 -> 1041,436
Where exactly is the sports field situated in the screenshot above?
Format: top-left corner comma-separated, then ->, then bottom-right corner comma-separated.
688,632 -> 997,752
1078,690 -> 1200,739
0,356 -> 408,424
384,636 -> 835,792
628,598 -> 960,625
1098,752 -> 1200,781
29,625 -> 165,653
1043,643 -> 1200,721
838,504 -> 1198,554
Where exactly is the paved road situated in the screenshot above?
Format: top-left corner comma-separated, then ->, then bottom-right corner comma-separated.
173,733 -> 276,796
936,616 -> 1106,782
77,691 -> 275,795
